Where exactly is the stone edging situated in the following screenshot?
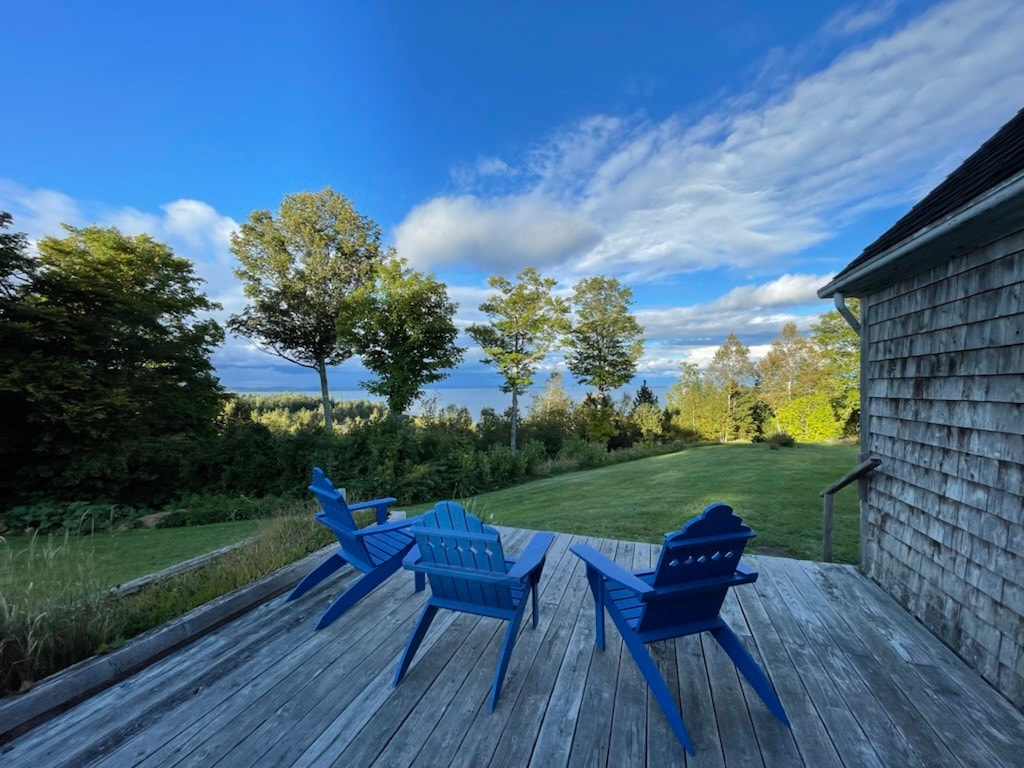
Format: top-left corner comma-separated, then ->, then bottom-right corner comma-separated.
0,544 -> 332,745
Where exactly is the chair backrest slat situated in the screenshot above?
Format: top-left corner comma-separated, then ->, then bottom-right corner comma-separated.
412,502 -> 512,610
639,503 -> 753,633
309,467 -> 370,567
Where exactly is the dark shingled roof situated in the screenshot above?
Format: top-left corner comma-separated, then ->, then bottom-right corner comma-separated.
835,106 -> 1024,277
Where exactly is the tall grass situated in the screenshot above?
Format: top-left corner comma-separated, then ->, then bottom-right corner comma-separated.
0,515 -> 332,695
0,532 -> 120,694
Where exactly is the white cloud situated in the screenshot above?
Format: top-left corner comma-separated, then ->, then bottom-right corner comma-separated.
706,273 -> 831,312
395,194 -> 602,272
160,199 -> 237,251
394,0 -> 1024,281
0,180 -> 81,241
636,273 -> 829,345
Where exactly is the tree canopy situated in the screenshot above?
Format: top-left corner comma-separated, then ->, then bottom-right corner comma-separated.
565,276 -> 645,395
341,258 -> 463,415
467,267 -> 569,452
758,323 -> 823,424
0,217 -> 224,503
810,302 -> 861,436
229,188 -> 387,431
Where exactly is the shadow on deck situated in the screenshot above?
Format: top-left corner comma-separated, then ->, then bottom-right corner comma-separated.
3,528 -> 1022,767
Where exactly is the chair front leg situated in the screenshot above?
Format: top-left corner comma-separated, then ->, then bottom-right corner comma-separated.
394,603 -> 439,687
414,570 -> 425,592
490,597 -> 529,712
616,616 -> 696,756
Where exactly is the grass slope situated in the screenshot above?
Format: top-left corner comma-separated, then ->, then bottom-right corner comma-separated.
412,443 -> 862,563
1,520 -> 262,591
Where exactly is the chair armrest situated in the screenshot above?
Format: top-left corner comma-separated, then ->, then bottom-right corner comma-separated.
348,497 -> 398,525
643,568 -> 758,601
570,545 -> 655,596
354,515 -> 422,538
507,532 -> 555,580
403,545 -> 421,568
735,561 -> 758,582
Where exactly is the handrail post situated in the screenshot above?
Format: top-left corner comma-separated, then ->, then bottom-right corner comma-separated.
822,494 -> 835,563
821,458 -> 881,562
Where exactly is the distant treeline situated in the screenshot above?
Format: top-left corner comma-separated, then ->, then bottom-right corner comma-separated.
0,207 -> 858,514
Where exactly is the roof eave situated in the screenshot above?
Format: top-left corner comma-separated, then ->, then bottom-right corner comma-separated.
819,169 -> 1024,299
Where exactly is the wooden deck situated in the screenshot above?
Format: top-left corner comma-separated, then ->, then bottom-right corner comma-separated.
3,528 -> 1022,767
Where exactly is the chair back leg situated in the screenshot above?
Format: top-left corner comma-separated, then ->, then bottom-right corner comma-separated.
315,562 -> 393,630
287,552 -> 347,602
710,624 -> 790,725
585,568 -> 606,650
617,623 -> 696,755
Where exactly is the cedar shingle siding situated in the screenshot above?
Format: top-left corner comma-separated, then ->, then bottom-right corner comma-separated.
861,228 -> 1024,708
820,106 -> 1024,710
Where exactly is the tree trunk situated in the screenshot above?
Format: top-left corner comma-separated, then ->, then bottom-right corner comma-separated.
510,388 -> 519,454
318,361 -> 334,433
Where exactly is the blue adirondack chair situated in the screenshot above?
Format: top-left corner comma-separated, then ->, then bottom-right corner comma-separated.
393,501 -> 555,711
287,468 -> 424,630
571,502 -> 789,755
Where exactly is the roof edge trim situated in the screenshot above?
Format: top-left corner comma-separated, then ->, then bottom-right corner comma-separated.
819,168 -> 1024,298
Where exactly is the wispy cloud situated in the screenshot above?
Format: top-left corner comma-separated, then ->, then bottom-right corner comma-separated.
824,1 -> 899,37
395,0 -> 1024,282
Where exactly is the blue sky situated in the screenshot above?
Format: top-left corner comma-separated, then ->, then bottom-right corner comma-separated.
3,0 -> 1023,408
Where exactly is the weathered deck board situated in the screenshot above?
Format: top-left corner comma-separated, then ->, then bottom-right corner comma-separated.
3,529 -> 1023,768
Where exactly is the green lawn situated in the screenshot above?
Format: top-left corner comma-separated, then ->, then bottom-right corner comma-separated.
408,443 -> 862,563
0,520 -> 262,591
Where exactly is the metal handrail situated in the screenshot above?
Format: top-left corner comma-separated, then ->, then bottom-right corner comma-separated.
821,457 -> 881,562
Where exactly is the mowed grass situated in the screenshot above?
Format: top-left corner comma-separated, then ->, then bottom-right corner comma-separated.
409,443 -> 862,563
1,520 -> 262,591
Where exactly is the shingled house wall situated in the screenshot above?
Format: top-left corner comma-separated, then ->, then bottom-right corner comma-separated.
862,227 -> 1024,708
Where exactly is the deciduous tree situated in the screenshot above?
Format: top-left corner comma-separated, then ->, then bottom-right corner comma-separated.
758,322 -> 823,431
566,276 -> 645,396
810,302 -> 861,436
0,218 -> 224,502
229,188 -> 386,432
467,267 -> 569,452
341,258 -> 463,415
707,333 -> 757,441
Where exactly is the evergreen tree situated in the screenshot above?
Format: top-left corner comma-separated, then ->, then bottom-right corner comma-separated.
633,379 -> 658,408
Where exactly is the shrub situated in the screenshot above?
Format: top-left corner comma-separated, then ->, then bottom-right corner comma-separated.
0,501 -> 145,537
155,494 -> 308,528
768,432 -> 797,449
558,438 -> 609,470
